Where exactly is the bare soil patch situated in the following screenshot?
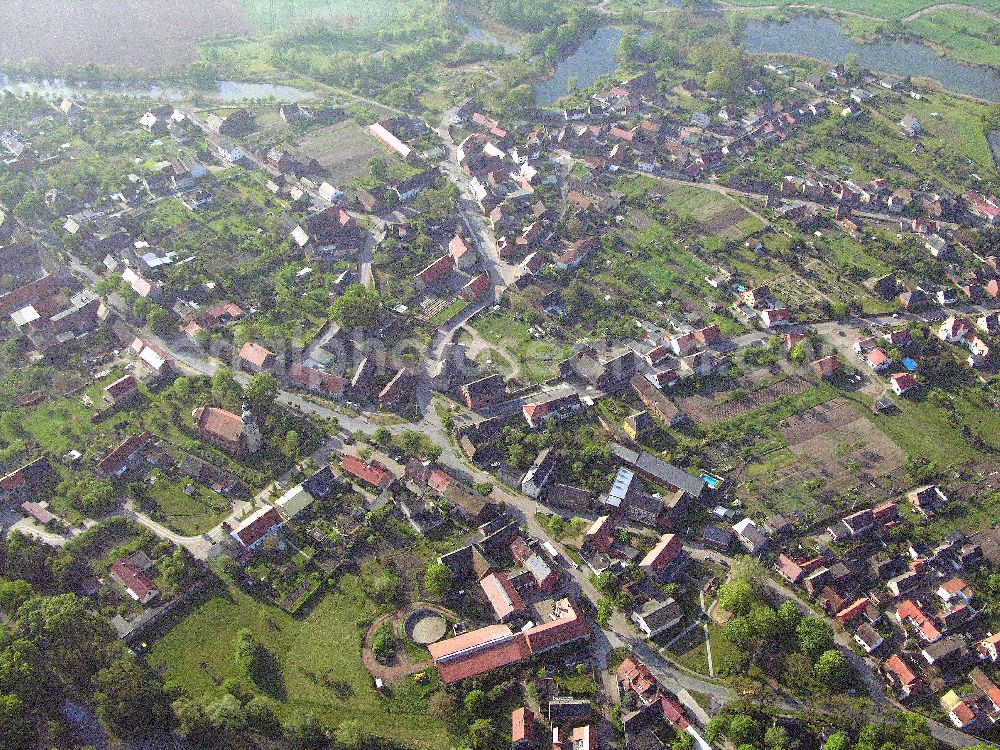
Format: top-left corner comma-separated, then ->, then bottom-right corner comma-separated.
737,397 -> 906,524
0,0 -> 255,71
781,399 -> 905,489
292,120 -> 389,183
702,209 -> 745,234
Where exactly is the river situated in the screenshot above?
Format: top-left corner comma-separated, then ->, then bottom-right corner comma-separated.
744,16 -> 1000,102
0,73 -> 316,103
533,26 -> 626,106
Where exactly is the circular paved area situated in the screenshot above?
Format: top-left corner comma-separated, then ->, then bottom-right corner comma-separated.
405,609 -> 448,645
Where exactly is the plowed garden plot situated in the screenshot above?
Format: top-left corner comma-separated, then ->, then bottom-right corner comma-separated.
681,376 -> 813,426
0,0 -> 255,70
782,400 -> 905,487
738,397 -> 906,523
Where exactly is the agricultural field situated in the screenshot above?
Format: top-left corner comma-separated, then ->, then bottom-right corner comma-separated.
680,374 -> 816,428
0,0 -> 255,70
740,94 -> 990,194
291,120 -> 397,185
238,0 -> 415,32
905,8 -> 1000,68
736,397 -> 906,523
148,573 -> 450,749
657,183 -> 768,246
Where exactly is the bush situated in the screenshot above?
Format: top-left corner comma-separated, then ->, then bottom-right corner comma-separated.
371,621 -> 396,664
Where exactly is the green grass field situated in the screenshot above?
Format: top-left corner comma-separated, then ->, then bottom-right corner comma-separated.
473,312 -> 571,383
238,0 -> 413,31
906,9 -> 1000,68
148,574 -> 450,749
723,0 -> 1000,21
844,388 -> 1000,469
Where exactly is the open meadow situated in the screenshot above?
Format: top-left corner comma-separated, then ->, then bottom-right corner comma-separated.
147,573 -> 450,749
0,0 -> 255,70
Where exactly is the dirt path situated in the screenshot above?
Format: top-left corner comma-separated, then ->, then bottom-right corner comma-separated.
902,3 -> 1000,22
602,0 -> 999,23
361,612 -> 433,682
361,603 -> 458,683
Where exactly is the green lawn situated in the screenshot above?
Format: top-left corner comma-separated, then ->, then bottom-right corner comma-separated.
430,298 -> 470,325
148,574 -> 450,749
844,388 -> 1000,469
906,489 -> 1000,543
143,477 -> 232,537
669,622 -> 743,678
473,312 -> 571,383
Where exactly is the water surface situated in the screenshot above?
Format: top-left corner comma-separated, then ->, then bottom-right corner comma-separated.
0,73 -> 315,103
744,16 -> 1000,101
533,26 -> 626,106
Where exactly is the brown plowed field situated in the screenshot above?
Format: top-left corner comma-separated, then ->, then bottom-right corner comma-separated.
0,0 -> 256,70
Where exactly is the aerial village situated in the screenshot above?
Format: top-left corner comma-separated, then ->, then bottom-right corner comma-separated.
1,4 -> 1000,750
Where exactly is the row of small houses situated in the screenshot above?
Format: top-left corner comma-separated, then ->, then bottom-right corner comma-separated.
768,492 -> 1000,732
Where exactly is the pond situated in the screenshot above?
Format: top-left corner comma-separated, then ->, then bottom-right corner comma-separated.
0,73 -> 316,103
989,130 -> 1000,170
461,16 -> 522,55
744,16 -> 1000,102
533,25 -> 625,106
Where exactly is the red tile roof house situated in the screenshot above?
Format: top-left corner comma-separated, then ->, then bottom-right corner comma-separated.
193,406 -> 262,455
231,506 -> 285,552
639,533 -> 683,576
288,363 -> 347,399
938,316 -> 974,344
864,348 -> 892,372
1,456 -> 54,508
896,600 -> 941,643
760,307 -> 791,328
428,598 -> 589,684
20,501 -> 56,526
512,708 -> 536,750
239,342 -> 277,373
814,355 -> 839,379
450,234 -> 478,271
481,572 -> 527,622
669,332 -> 698,356
414,254 -> 454,291
883,654 -> 924,699
427,467 -> 455,495
945,697 -> 977,730
835,597 -> 870,625
103,374 -> 140,406
938,578 -> 973,605
96,432 -> 153,478
522,393 -> 583,429
110,552 -> 159,605
570,725 -> 597,750
460,273 -> 492,303
340,455 -> 393,490
554,237 -> 598,270
130,337 -> 174,375
890,372 -> 918,396
694,324 -> 721,346
979,633 -> 1000,661
204,303 -> 244,326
